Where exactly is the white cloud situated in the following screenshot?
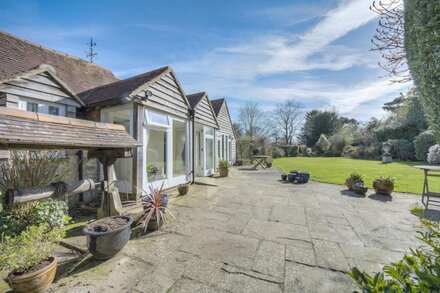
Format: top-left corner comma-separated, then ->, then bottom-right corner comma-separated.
175,0 -> 378,79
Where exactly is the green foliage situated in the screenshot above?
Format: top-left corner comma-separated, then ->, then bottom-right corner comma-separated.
236,135 -> 254,161
349,172 -> 365,182
375,176 -> 396,184
147,164 -> 158,174
299,110 -> 342,147
219,160 -> 230,170
389,139 -> 416,161
348,219 -> 440,292
342,145 -> 380,160
328,124 -> 359,155
31,199 -> 70,229
0,199 -> 69,238
0,203 -> 34,238
315,134 -> 331,153
0,225 -> 64,273
427,144 -> 440,165
271,147 -> 285,159
414,131 -> 436,161
405,0 -> 440,142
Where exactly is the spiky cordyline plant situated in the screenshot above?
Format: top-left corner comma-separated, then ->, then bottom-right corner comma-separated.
127,183 -> 175,231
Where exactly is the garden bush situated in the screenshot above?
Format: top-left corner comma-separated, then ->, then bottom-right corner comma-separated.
271,147 -> 284,159
329,132 -> 351,156
389,139 -> 416,161
342,145 -> 380,160
322,150 -> 340,157
315,134 -> 331,153
414,131 -> 436,161
427,144 -> 440,165
0,199 -> 69,238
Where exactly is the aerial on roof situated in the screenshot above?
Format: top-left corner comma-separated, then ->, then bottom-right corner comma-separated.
210,98 -> 225,116
187,92 -> 207,109
79,66 -> 170,105
0,31 -> 118,94
0,107 -> 141,149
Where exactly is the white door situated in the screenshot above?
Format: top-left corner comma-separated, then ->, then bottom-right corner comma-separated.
204,127 -> 215,176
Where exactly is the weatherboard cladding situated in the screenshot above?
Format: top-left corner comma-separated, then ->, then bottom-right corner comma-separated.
0,71 -> 81,107
81,67 -> 190,119
211,99 -> 236,162
187,92 -> 218,129
0,31 -> 117,94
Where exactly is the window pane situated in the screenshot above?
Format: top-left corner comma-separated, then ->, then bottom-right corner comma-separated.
147,129 -> 167,181
49,106 -> 59,116
27,102 -> 38,113
173,120 -> 186,177
206,138 -> 214,170
148,110 -> 169,126
205,127 -> 214,135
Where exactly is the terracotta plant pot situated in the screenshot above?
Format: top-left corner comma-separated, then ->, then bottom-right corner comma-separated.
373,180 -> 394,196
177,185 -> 189,195
83,216 -> 133,260
8,256 -> 57,293
219,168 -> 229,177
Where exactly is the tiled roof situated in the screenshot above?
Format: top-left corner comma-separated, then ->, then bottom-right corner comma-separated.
187,92 -> 206,109
210,98 -> 225,116
79,66 -> 170,105
0,31 -> 118,94
0,107 -> 141,149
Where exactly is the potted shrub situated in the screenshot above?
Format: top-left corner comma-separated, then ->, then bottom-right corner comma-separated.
219,160 -> 230,177
134,183 -> 175,232
83,215 -> 133,260
346,172 -> 365,190
177,182 -> 190,196
352,181 -> 368,196
147,164 -> 159,181
373,176 -> 395,196
0,225 -> 64,293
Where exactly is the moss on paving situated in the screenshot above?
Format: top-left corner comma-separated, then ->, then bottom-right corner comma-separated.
274,157 -> 438,194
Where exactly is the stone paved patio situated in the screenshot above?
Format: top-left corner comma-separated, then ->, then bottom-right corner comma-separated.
50,167 -> 432,292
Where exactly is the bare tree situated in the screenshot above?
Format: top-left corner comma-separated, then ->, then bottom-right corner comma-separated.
272,100 -> 302,145
371,0 -> 411,83
238,101 -> 269,139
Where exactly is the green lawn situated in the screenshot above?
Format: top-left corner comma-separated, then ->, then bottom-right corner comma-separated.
273,157 -> 437,194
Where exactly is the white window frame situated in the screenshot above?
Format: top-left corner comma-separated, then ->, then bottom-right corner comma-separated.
18,97 -> 66,116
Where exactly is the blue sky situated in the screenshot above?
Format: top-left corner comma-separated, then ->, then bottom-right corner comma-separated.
0,0 -> 412,121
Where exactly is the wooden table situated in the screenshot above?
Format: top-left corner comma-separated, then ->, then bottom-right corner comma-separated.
414,165 -> 440,208
250,155 -> 270,170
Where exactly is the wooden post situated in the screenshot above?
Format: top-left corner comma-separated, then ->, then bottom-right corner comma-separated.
132,103 -> 143,201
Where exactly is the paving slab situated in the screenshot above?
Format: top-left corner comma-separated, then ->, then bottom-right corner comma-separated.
46,167 -> 435,293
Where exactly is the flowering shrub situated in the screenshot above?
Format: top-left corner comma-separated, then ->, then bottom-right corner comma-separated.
31,199 -> 70,229
427,144 -> 440,165
414,131 -> 436,161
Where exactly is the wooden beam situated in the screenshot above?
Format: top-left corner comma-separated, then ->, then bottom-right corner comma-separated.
5,179 -> 96,207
